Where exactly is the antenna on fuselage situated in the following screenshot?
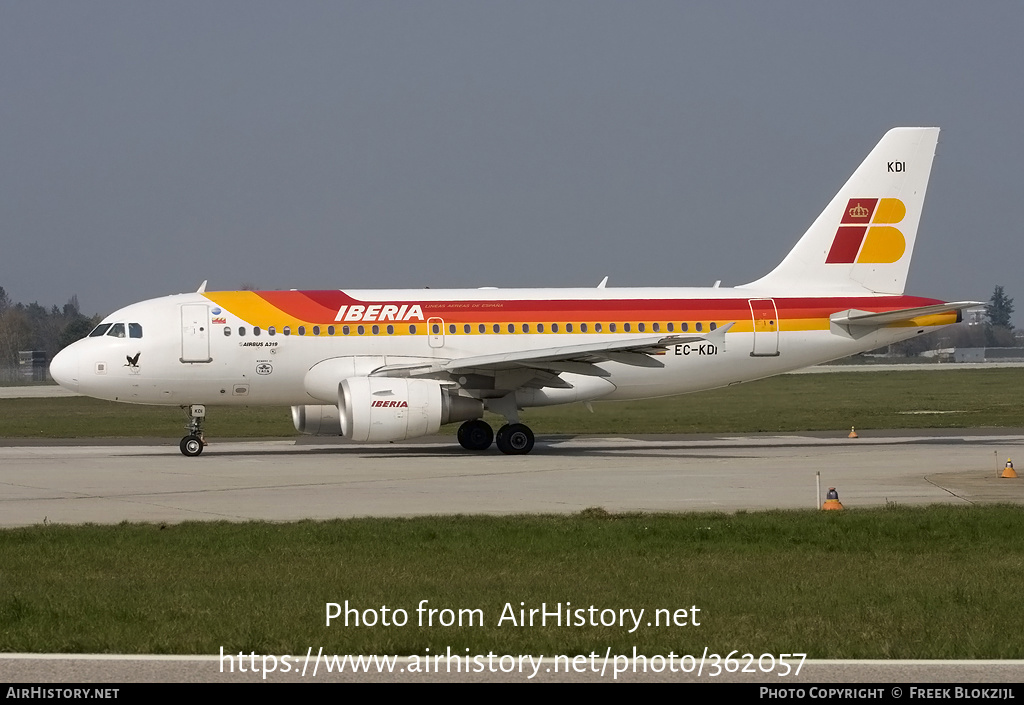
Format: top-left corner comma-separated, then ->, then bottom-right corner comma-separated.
196,280 -> 208,293
597,276 -> 609,288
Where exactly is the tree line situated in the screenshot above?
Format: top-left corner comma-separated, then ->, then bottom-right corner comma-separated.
0,286 -> 99,369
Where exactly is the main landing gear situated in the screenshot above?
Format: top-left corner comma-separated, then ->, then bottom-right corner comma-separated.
456,419 -> 535,455
179,404 -> 207,457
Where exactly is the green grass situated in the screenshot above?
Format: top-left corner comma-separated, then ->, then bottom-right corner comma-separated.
3,368 -> 1023,438
2,507 -> 1024,658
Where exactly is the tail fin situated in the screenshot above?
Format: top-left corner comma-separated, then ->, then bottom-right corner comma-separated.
743,127 -> 939,295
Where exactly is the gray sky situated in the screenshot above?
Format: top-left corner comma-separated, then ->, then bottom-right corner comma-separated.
2,2 -> 1021,318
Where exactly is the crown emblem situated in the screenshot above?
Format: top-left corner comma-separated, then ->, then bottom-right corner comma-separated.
848,203 -> 870,219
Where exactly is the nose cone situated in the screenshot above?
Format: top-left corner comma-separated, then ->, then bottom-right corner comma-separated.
50,345 -> 80,392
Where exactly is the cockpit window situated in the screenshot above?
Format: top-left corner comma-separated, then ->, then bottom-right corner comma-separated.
129,323 -> 143,339
106,323 -> 126,338
89,323 -> 112,337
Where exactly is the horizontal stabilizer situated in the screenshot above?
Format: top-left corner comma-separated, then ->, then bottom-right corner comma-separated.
830,301 -> 980,337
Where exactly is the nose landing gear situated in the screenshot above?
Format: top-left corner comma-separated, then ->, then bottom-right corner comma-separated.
179,404 -> 207,457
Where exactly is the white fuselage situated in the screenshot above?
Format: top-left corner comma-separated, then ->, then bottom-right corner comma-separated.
50,285 -> 951,410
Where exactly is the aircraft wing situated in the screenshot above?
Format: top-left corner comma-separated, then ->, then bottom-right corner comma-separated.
372,323 -> 734,382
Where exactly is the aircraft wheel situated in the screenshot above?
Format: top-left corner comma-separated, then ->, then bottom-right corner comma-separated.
495,423 -> 534,455
457,419 -> 494,451
180,435 -> 204,457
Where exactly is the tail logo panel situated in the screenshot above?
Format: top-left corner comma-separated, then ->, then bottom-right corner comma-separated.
826,198 -> 906,264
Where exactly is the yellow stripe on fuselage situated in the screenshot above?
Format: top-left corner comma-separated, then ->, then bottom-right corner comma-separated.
205,291 -> 316,327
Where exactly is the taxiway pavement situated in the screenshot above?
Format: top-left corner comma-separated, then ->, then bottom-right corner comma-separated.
2,432 -> 1021,527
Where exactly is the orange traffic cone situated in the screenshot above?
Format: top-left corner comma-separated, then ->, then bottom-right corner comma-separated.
822,487 -> 844,510
1002,459 -> 1017,479
848,427 -> 858,439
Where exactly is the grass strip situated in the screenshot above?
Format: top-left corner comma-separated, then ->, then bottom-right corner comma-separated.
2,506 -> 1023,658
3,368 -> 1024,438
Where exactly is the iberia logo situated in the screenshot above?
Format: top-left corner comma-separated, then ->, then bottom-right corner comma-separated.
825,198 -> 906,264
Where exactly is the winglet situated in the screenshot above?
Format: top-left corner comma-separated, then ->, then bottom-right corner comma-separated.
196,280 -> 208,294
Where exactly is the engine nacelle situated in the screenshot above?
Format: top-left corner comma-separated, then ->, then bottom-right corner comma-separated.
291,404 -> 343,435
339,377 -> 483,442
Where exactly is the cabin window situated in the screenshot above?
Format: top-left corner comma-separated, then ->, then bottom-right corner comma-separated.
638,322 -> 645,332
387,325 -> 394,335
580,323 -> 588,333
312,326 -> 320,336
667,322 -> 674,332
253,327 -> 261,336
595,323 -> 602,333
223,327 -> 231,337
493,324 -> 500,333
298,326 -> 305,336
409,324 -> 417,334
552,323 -> 559,333
610,323 -> 617,332
342,325 -> 350,335
623,323 -> 631,333
566,323 -> 573,333
681,322 -> 689,332
464,324 -> 471,334
328,326 -> 335,336
372,325 -> 380,335
710,322 -> 717,331
432,323 -> 440,334
268,327 -> 276,336
238,327 -> 246,336
449,324 -> 456,334
283,326 -> 291,336
357,325 -> 365,335
507,324 -> 515,333
89,323 -> 112,337
479,324 -> 486,333
522,324 -> 530,333
106,323 -> 126,338
696,322 -> 703,332
537,323 -> 545,333
653,322 -> 660,332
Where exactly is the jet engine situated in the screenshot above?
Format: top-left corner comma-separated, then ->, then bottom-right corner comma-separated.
339,377 -> 483,442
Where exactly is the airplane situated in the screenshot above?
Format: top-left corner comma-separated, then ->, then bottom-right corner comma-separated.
49,127 -> 978,457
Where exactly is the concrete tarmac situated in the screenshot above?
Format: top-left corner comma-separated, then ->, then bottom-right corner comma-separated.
2,431 -> 1022,528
